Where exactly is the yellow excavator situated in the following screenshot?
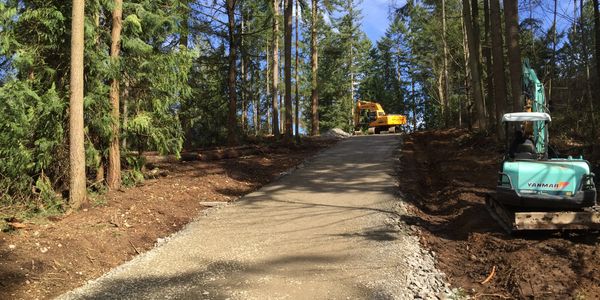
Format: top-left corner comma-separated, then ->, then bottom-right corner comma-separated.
354,101 -> 407,134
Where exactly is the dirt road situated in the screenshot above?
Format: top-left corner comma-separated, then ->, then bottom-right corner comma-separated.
60,135 -> 449,300
399,129 -> 600,298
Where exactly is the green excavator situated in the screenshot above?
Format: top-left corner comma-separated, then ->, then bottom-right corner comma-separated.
486,59 -> 599,233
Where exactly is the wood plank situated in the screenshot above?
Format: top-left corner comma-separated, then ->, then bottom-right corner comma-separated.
515,211 -> 600,230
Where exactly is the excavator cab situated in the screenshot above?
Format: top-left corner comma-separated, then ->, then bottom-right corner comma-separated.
503,112 -> 549,160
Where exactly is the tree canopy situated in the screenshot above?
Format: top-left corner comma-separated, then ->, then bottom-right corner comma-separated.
1,0 -> 599,211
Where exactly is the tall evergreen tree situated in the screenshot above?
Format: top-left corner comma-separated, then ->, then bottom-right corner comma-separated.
108,0 -> 123,190
284,0 -> 293,140
463,0 -> 485,129
69,0 -> 87,208
504,0 -> 522,111
490,0 -> 507,136
310,0 -> 320,135
226,0 -> 239,145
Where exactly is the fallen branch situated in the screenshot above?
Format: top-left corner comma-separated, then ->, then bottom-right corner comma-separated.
128,240 -> 140,254
480,265 -> 497,284
474,293 -> 512,300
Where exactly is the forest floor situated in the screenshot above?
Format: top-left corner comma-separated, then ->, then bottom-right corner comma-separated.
0,137 -> 336,300
398,129 -> 600,299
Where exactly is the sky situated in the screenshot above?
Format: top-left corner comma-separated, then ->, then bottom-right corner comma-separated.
358,0 -> 579,44
358,0 -> 397,42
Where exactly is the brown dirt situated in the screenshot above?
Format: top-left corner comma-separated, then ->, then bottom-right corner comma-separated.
0,138 -> 335,300
398,129 -> 600,299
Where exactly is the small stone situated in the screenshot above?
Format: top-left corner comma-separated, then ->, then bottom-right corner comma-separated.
8,244 -> 16,250
202,291 -> 209,295
40,247 -> 48,253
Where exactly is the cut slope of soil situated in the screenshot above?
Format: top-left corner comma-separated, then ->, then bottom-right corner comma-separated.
398,129 -> 600,298
0,139 -> 335,300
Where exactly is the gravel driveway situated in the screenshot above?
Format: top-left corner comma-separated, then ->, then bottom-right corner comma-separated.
59,134 -> 450,300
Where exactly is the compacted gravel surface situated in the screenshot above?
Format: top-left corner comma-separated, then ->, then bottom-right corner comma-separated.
60,135 -> 450,300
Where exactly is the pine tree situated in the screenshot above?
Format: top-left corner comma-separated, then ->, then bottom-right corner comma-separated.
226,0 -> 239,145
272,0 -> 281,137
284,0 -> 293,140
107,0 -> 123,190
504,0 -> 522,111
310,0 -> 320,135
69,0 -> 87,208
490,0 -> 508,137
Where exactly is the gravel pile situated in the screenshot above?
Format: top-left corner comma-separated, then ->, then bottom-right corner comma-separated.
321,128 -> 352,139
357,201 -> 456,300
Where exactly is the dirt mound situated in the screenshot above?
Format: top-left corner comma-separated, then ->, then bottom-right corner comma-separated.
398,129 -> 600,298
322,128 -> 352,139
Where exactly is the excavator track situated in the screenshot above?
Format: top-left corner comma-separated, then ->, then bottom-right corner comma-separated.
485,193 -> 600,233
485,193 -> 516,234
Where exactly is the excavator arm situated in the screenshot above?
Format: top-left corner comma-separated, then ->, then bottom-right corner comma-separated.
521,59 -> 549,156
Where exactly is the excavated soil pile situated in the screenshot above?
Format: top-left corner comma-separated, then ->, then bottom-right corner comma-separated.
0,139 -> 334,300
398,129 -> 600,298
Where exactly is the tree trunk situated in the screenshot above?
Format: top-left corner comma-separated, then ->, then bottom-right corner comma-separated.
472,0 -> 487,126
349,3 -> 355,129
581,0 -> 596,137
96,160 -> 105,184
69,0 -> 87,209
294,0 -> 300,140
122,80 -> 129,149
284,0 -> 293,141
490,0 -> 508,137
411,74 -> 417,131
280,56 -> 284,133
180,2 -> 189,48
280,88 -> 283,132
241,14 -> 247,133
549,0 -> 557,105
107,0 -> 123,190
250,61 -> 259,135
266,43 -> 272,134
483,0 -> 495,127
436,67 -> 444,124
272,0 -> 281,137
441,0 -> 449,127
593,0 -> 600,119
461,11 -> 469,129
310,0 -> 319,136
226,0 -> 238,145
463,0 -> 485,129
503,0 -> 522,111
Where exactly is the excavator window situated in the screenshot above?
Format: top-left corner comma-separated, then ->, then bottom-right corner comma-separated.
509,128 -> 536,159
367,111 -> 377,122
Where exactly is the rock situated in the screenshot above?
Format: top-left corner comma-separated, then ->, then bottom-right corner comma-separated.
322,128 -> 352,139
